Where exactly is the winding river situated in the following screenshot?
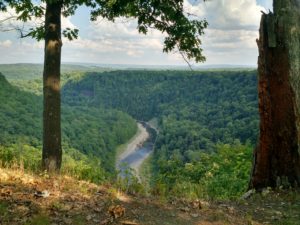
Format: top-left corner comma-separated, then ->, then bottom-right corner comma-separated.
116,122 -> 156,180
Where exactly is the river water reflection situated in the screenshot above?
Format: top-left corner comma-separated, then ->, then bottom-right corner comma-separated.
117,122 -> 156,180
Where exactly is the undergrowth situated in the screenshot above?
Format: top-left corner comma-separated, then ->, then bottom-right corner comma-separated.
0,144 -> 106,183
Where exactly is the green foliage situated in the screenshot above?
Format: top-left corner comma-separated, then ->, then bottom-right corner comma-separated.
0,201 -> 9,223
0,72 -> 137,177
116,165 -> 145,195
63,69 -> 258,199
62,27 -> 79,41
63,70 -> 259,146
154,142 -> 253,200
0,143 -> 107,182
0,68 -> 259,198
25,214 -> 50,225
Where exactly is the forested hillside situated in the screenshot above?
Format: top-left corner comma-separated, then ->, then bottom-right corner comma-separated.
63,70 -> 258,146
63,70 -> 259,198
0,72 -> 137,177
0,65 -> 260,198
0,64 -> 109,95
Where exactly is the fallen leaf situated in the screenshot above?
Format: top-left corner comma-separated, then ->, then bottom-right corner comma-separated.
108,205 -> 125,219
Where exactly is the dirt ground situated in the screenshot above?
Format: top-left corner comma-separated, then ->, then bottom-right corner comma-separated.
0,168 -> 299,225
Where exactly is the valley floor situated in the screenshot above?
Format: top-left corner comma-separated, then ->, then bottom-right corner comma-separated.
0,167 -> 299,225
116,123 -> 150,176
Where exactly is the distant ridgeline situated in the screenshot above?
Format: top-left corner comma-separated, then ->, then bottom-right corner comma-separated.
63,70 -> 259,151
0,72 -> 137,176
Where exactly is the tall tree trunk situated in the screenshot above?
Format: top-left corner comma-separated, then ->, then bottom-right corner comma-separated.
250,0 -> 300,189
42,2 -> 62,173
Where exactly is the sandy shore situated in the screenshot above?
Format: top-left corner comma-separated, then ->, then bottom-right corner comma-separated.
116,122 -> 150,174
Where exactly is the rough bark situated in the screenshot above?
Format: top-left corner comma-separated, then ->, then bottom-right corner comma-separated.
250,0 -> 300,189
42,2 -> 62,173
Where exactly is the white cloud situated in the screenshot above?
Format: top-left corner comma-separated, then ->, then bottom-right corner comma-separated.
62,16 -> 77,30
61,17 -> 167,64
0,40 -> 12,47
185,0 -> 263,30
66,0 -> 263,65
1,0 -> 265,65
181,0 -> 264,65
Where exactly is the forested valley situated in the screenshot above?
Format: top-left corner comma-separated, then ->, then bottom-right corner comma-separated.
0,66 -> 137,181
1,64 -> 300,225
1,65 -> 259,199
63,69 -> 259,199
1,0 -> 300,223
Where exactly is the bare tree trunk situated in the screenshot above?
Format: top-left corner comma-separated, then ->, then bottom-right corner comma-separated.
42,2 -> 62,173
250,0 -> 300,189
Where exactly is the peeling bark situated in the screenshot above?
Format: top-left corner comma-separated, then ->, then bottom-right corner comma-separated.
250,0 -> 300,189
42,2 -> 62,173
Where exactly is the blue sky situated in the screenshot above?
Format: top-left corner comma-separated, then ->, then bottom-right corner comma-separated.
0,0 -> 273,66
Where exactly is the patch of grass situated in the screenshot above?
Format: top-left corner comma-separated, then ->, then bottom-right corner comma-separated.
51,201 -> 64,211
25,214 -> 50,225
0,201 -> 9,221
72,214 -> 86,225
139,154 -> 153,195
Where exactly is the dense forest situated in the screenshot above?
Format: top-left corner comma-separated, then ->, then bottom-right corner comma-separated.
0,65 -> 259,197
63,70 -> 259,146
62,69 -> 259,198
0,71 -> 137,179
0,0 -> 299,223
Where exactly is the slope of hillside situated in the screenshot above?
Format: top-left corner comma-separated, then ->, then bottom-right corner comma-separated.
1,167 -> 299,225
0,73 -> 137,176
62,70 -> 259,145
62,70 -> 259,198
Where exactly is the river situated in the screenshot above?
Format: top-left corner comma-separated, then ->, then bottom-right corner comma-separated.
116,122 -> 156,180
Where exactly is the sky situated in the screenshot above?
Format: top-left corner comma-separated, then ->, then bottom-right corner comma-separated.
0,0 -> 273,66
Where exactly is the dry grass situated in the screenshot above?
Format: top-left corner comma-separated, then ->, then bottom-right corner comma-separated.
0,167 -> 299,225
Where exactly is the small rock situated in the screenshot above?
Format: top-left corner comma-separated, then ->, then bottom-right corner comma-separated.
180,207 -> 190,212
86,214 -> 93,221
200,200 -> 210,208
34,190 -> 50,198
94,207 -> 103,213
241,189 -> 255,199
190,213 -> 199,218
262,187 -> 272,197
